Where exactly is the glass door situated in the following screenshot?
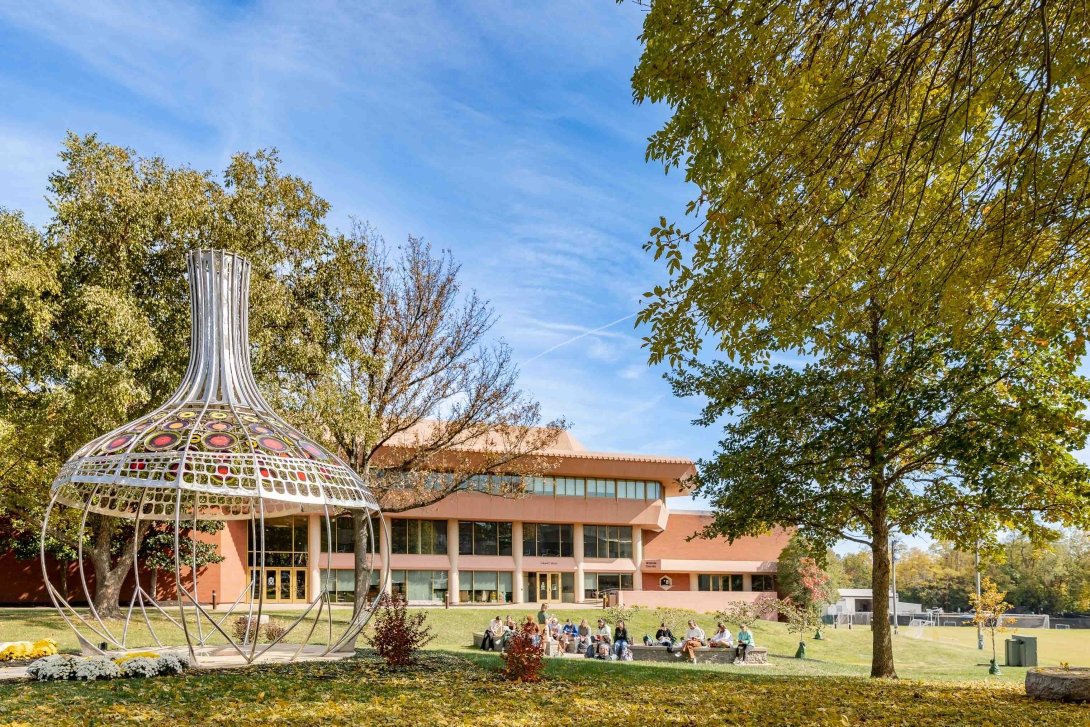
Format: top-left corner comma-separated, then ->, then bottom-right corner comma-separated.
252,567 -> 308,603
536,572 -> 561,602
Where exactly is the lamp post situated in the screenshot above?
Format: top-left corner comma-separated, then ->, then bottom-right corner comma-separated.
975,542 -> 984,651
891,537 -> 901,635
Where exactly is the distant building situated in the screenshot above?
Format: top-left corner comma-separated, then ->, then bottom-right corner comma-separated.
826,588 -> 923,619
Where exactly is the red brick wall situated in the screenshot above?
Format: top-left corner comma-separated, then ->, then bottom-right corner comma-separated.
645,513 -> 790,561
642,572 -> 690,591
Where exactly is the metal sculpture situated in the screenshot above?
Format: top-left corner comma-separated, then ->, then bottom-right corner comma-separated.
41,249 -> 383,665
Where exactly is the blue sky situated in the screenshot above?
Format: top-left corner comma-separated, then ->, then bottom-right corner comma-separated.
3,3 -> 1084,556
0,3 -> 714,487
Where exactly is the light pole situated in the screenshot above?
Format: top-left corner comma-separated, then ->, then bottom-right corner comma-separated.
891,537 -> 901,635
975,542 -> 983,650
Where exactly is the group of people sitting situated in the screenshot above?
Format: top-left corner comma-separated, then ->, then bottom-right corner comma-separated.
648,618 -> 756,664
480,605 -> 757,665
479,605 -> 634,660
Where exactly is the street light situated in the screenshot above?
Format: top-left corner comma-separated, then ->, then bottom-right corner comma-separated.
891,537 -> 901,635
975,541 -> 984,650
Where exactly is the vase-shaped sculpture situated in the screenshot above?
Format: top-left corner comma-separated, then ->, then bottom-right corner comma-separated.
42,249 -> 383,665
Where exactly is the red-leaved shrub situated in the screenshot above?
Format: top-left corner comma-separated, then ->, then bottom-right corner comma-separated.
365,593 -> 435,667
500,623 -> 544,682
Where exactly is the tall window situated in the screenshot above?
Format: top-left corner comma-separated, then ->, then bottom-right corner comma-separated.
322,569 -> 383,603
386,570 -> 448,602
390,519 -> 447,555
583,525 -> 633,559
554,477 -> 585,497
523,523 -> 573,557
586,479 -> 616,498
458,521 -> 512,556
321,515 -> 354,554
320,515 -> 381,554
248,515 -> 308,567
751,575 -> 776,592
698,574 -> 745,592
459,571 -> 513,603
583,572 -> 633,598
527,477 -> 554,496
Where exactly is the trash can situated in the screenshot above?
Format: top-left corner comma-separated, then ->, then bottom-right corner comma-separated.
1005,635 -> 1038,667
1015,635 -> 1038,667
1005,637 -> 1021,667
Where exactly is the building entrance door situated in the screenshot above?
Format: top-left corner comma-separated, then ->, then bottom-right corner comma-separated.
253,567 -> 308,603
536,572 -> 561,602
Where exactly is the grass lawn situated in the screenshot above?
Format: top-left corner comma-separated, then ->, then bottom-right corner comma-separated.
2,606 -> 1088,682
1,606 -> 1088,725
0,650 -> 1088,726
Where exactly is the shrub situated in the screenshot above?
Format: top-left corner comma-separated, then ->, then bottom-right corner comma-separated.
365,592 -> 434,667
27,655 -> 79,681
157,653 -> 190,676
603,604 -> 641,625
651,607 -> 696,635
232,616 -> 261,643
119,657 -> 161,678
114,651 -> 161,665
26,653 -> 190,682
500,624 -> 544,682
716,594 -> 779,630
264,620 -> 288,643
74,656 -> 122,681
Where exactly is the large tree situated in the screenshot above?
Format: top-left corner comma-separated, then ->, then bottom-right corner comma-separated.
0,133 -> 363,616
295,228 -> 567,611
630,1 -> 1090,677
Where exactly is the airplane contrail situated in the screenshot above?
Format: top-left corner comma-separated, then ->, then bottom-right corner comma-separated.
522,312 -> 639,364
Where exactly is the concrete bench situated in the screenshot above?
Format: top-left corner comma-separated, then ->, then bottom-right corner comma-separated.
629,644 -> 768,665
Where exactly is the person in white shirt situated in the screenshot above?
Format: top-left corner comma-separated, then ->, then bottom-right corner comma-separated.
680,619 -> 706,663
481,616 -> 504,651
584,618 -> 612,659
708,622 -> 733,649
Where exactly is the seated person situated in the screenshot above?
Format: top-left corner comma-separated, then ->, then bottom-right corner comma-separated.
584,618 -> 612,659
708,623 -> 733,648
558,618 -> 577,651
499,616 -> 517,651
576,618 -> 592,653
523,615 -> 542,647
735,624 -> 755,663
481,615 -> 505,651
680,619 -> 706,663
612,619 -> 631,658
655,622 -> 675,650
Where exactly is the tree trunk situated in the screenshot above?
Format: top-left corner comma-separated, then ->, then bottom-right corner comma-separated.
87,516 -> 142,620
870,515 -> 897,678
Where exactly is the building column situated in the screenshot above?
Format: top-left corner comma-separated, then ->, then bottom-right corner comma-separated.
512,521 -> 524,604
447,519 -> 460,605
632,526 -> 643,591
573,523 -> 585,603
378,515 -> 391,597
689,573 -> 699,591
308,514 -> 321,601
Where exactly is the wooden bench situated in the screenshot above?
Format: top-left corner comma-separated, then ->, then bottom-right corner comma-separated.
629,644 -> 768,665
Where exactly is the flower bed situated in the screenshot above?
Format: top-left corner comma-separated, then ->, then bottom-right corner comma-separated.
25,652 -> 190,682
0,638 -> 58,665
